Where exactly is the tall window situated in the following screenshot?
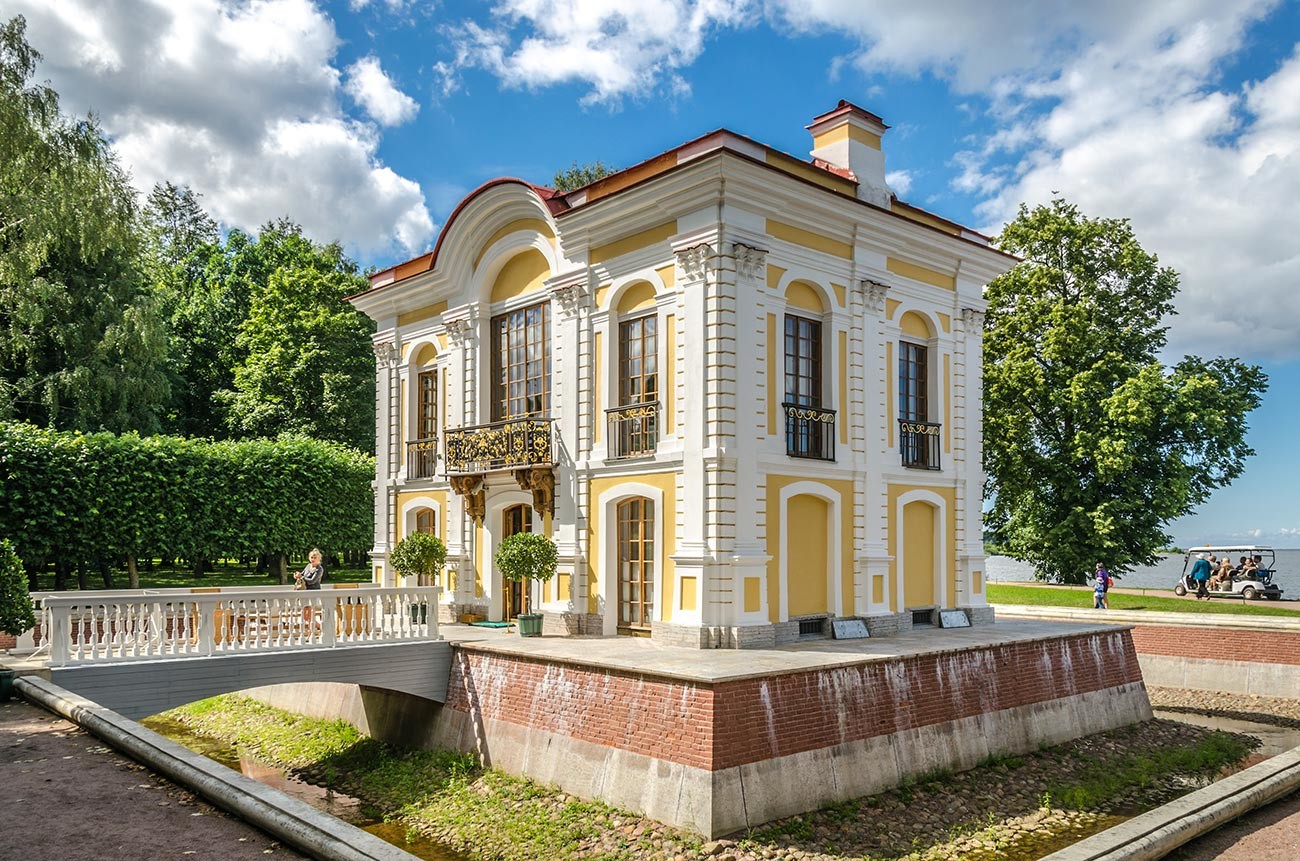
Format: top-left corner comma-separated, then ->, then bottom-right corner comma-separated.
414,507 -> 436,535
491,302 -> 551,421
784,315 -> 822,406
899,342 -> 928,421
617,498 -> 655,631
618,315 -> 658,406
417,370 -> 438,439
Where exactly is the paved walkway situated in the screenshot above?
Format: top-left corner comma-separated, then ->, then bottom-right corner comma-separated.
1164,788 -> 1300,860
1,696 -> 305,860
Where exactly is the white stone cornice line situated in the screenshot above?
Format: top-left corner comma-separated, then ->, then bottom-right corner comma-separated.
675,243 -> 714,282
731,242 -> 768,281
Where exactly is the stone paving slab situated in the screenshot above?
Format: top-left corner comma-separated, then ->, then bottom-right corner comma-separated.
0,696 -> 306,860
443,618 -> 1129,682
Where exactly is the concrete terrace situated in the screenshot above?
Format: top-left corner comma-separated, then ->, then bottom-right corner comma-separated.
440,617 -> 1132,683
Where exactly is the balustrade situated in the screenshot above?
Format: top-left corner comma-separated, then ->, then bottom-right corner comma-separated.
605,401 -> 660,459
783,402 -> 836,461
899,419 -> 942,470
443,417 -> 555,474
35,585 -> 439,666
406,437 -> 438,479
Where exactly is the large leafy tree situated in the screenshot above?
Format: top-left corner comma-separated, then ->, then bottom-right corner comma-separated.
552,160 -> 616,192
221,223 -> 375,452
0,16 -> 168,432
984,199 -> 1267,584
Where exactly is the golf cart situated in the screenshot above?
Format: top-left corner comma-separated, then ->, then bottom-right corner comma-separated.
1175,545 -> 1285,600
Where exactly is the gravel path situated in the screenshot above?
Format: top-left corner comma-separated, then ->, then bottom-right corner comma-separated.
0,697 -> 305,860
1162,788 -> 1300,861
1149,687 -> 1300,728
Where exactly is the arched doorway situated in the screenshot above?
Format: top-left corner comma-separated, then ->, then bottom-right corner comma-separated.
501,503 -> 533,619
616,497 -> 655,634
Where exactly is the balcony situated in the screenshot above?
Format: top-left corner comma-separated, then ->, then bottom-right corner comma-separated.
899,419 -> 942,470
783,402 -> 836,461
606,401 -> 660,459
406,437 -> 438,479
444,417 -> 555,475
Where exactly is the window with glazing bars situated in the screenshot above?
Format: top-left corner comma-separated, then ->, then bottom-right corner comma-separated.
618,315 -> 658,405
617,497 -> 655,629
491,302 -> 551,420
417,370 -> 437,438
784,315 -> 822,406
898,341 -> 928,421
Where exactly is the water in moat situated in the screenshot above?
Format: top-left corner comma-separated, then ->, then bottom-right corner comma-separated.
140,714 -> 466,861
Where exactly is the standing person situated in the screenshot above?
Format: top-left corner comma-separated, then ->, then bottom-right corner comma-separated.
295,548 -> 326,590
1094,562 -> 1112,609
1189,553 -> 1213,600
1093,567 -> 1108,610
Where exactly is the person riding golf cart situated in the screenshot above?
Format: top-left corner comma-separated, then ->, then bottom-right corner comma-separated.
1174,545 -> 1284,601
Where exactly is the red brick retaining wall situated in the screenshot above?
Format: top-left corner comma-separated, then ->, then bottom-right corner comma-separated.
447,629 -> 1143,772
1129,625 -> 1300,665
0,633 -> 14,651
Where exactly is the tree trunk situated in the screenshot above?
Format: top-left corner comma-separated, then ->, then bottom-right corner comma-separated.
53,561 -> 69,591
255,553 -> 269,576
98,558 -> 115,589
192,557 -> 206,578
127,556 -> 139,589
26,562 -> 41,593
76,563 -> 90,591
276,552 -> 289,585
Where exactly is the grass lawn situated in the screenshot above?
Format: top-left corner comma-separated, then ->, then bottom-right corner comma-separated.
988,583 -> 1300,618
30,561 -> 372,592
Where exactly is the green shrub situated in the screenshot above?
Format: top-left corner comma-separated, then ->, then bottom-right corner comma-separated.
0,540 -> 35,635
495,532 -> 558,615
389,532 -> 447,587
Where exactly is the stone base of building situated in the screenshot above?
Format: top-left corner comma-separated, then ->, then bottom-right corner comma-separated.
648,610 -> 998,649
961,604 -> 997,626
431,624 -> 1151,837
541,611 -> 603,636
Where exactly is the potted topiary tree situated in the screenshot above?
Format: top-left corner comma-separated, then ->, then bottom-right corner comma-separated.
0,540 -> 37,700
389,532 -> 447,625
495,532 -> 557,637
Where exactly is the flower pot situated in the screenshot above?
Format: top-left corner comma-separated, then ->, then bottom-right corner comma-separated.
516,613 -> 544,637
409,602 -> 428,625
0,668 -> 15,701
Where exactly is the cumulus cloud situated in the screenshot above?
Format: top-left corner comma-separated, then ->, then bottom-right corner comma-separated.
12,0 -> 434,255
885,169 -> 913,195
436,0 -> 752,106
345,55 -> 419,126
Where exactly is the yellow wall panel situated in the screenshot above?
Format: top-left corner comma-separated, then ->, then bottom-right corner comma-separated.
787,494 -> 830,617
680,576 -> 698,612
831,282 -> 846,307
902,501 -> 936,608
489,249 -> 550,304
764,475 -> 855,624
656,263 -> 676,291
617,280 -> 656,314
886,298 -> 902,320
785,280 -> 826,313
744,577 -> 762,613
811,123 -> 882,150
397,301 -> 448,327
767,264 -> 787,291
900,311 -> 933,339
886,256 -> 956,291
473,218 -> 555,269
590,221 -> 677,265
766,219 -> 853,260
886,484 -> 959,612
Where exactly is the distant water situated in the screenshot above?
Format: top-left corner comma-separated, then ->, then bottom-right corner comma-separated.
987,550 -> 1300,590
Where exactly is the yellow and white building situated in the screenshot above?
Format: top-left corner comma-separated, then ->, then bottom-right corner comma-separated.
349,101 -> 1015,647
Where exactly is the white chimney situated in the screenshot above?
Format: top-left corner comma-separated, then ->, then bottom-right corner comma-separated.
808,100 -> 892,208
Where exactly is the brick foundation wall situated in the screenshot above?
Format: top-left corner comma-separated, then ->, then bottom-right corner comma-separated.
447,628 -> 1143,772
1130,624 -> 1300,664
0,632 -> 15,651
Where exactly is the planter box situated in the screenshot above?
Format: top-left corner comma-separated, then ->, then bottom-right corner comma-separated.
517,613 -> 544,637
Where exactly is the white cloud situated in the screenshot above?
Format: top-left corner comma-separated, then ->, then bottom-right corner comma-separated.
885,170 -> 913,195
437,0 -> 752,106
345,55 -> 419,126
12,0 -> 434,256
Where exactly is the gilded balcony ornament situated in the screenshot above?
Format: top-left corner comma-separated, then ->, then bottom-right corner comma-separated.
899,421 -> 942,436
783,404 -> 836,423
444,418 -> 555,474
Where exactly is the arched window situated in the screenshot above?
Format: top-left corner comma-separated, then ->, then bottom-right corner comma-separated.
414,507 -> 436,535
611,314 -> 658,457
617,497 -> 655,631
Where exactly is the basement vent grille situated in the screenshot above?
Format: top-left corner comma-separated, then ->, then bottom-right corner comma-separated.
912,608 -> 935,627
798,618 -> 825,637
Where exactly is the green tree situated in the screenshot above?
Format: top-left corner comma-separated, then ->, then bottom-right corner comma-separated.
0,539 -> 35,636
0,16 -> 169,432
221,225 -> 375,451
552,160 -> 616,192
495,532 -> 558,616
389,532 -> 447,587
984,199 -> 1267,584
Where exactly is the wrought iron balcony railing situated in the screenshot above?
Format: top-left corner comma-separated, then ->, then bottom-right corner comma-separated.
783,402 -> 836,461
444,417 -> 555,475
606,401 -> 660,459
406,437 -> 438,479
899,419 -> 942,470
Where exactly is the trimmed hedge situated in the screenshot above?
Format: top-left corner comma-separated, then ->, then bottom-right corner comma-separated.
0,422 -> 374,573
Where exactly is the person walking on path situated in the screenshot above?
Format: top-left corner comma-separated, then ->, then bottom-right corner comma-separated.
1190,553 -> 1213,600
1094,563 -> 1112,609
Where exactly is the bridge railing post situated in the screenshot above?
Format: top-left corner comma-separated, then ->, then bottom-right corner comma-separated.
320,594 -> 336,647
49,603 -> 71,667
196,600 -> 216,657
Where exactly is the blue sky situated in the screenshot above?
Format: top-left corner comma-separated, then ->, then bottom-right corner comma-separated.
10,0 -> 1300,546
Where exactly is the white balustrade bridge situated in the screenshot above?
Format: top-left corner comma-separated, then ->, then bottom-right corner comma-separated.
17,584 -> 452,719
